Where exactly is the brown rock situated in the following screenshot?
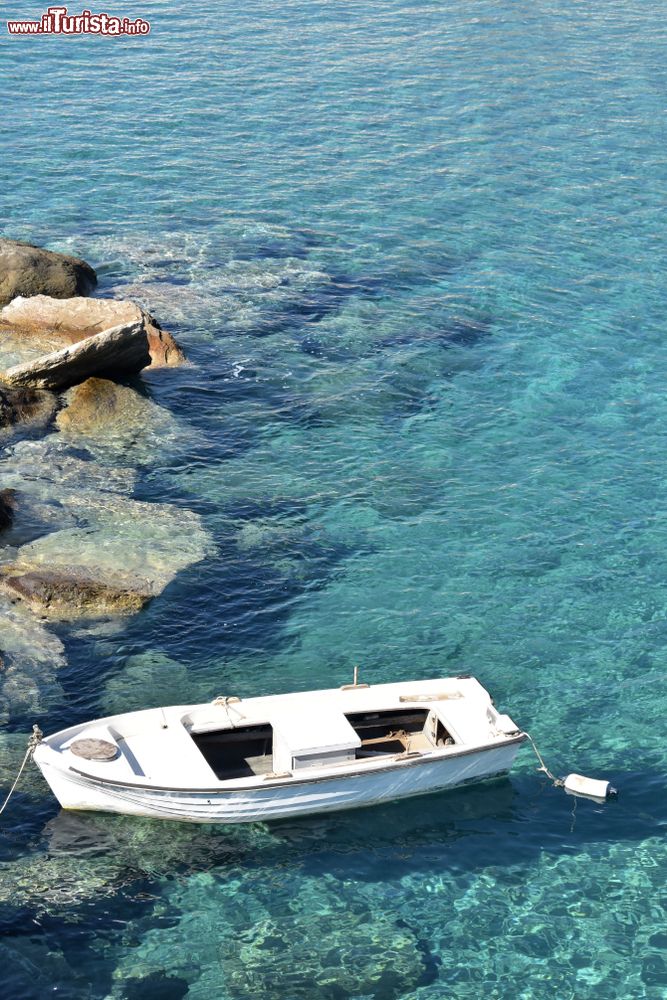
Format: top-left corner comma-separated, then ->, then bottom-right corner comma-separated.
145,323 -> 185,367
55,376 -> 167,435
0,383 -> 57,428
55,377 -> 137,435
0,488 -> 16,530
1,568 -> 148,619
0,239 -> 96,306
1,321 -> 150,391
0,295 -> 185,368
54,376 -> 190,463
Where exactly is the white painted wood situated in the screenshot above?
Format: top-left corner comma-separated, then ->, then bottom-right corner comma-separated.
33,676 -> 526,824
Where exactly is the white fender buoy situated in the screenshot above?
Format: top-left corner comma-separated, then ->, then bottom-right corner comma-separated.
526,733 -> 619,802
563,773 -> 617,802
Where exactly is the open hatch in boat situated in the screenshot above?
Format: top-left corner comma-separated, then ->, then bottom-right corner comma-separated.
33,676 -> 527,823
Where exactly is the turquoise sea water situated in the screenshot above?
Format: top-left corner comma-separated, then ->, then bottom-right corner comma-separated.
3,0 -> 667,996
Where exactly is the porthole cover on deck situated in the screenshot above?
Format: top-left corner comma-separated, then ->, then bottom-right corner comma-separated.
70,738 -> 119,761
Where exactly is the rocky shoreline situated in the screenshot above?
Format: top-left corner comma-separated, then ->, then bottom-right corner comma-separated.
0,238 -> 212,723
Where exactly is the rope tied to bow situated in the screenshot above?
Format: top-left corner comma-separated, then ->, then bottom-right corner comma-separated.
0,724 -> 43,818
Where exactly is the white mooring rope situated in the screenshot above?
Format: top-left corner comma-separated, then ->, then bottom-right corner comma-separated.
0,724 -> 43,818
524,731 -> 564,788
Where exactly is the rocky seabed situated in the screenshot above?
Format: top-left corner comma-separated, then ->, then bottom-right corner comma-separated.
0,238 -> 213,726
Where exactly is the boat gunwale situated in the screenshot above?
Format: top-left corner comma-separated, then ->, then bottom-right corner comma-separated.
61,732 -> 528,794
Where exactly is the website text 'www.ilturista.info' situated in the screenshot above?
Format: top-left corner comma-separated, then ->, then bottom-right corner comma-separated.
7,6 -> 150,34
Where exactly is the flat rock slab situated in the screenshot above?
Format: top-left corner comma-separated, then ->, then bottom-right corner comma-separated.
1,320 -> 150,391
0,435 -> 137,551
1,493 -> 214,619
0,238 -> 96,306
1,294 -> 185,368
0,435 -> 137,498
2,567 -> 150,618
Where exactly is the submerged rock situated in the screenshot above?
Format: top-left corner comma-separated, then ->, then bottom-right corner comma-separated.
0,436 -> 137,499
55,377 -> 188,461
112,874 -> 428,1000
0,937 -> 92,999
55,377 -> 147,434
0,488 -> 16,530
2,320 -> 150,391
2,568 -> 149,618
0,849 -> 124,915
216,911 -> 427,1000
0,594 -> 65,724
0,731 -> 45,797
1,294 -> 185,368
0,238 -> 97,306
0,810 -> 279,930
0,436 -> 137,547
102,651 -> 195,714
121,973 -> 189,1000
1,494 -> 213,619
0,383 -> 56,429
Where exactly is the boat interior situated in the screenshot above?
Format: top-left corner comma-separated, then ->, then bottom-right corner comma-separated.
191,707 -> 454,781
192,723 -> 274,780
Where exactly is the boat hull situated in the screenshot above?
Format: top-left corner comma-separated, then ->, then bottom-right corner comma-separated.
35,738 -> 524,824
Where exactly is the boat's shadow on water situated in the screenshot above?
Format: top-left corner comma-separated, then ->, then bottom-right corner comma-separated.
31,765 -> 662,888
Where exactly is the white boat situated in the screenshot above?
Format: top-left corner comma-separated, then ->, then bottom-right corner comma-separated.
33,676 -> 526,824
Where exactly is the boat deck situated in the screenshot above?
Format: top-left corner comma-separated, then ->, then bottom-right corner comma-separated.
198,720 -> 442,780
39,677 -> 522,792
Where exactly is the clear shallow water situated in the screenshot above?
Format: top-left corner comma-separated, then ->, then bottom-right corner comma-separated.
2,0 -> 667,996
